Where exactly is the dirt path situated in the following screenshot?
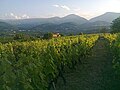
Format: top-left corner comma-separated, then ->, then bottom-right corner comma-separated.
55,38 -> 120,90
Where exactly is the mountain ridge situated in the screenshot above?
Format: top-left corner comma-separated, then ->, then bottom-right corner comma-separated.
0,12 -> 120,34
90,12 -> 120,22
1,12 -> 120,20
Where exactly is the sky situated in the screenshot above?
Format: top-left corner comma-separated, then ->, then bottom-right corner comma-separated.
0,0 -> 120,20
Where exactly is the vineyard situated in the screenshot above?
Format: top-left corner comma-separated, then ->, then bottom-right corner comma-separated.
105,33 -> 120,75
0,34 -> 120,90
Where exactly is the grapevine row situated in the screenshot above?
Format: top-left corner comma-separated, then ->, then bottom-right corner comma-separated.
105,33 -> 120,74
0,34 -> 99,90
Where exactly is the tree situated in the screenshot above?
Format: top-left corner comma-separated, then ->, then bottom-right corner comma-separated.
68,33 -> 74,36
79,32 -> 83,35
60,33 -> 64,36
99,27 -> 108,33
43,33 -> 53,39
13,34 -> 24,40
111,17 -> 120,33
13,34 -> 31,41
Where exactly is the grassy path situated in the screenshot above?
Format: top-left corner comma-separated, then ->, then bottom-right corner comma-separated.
55,38 -> 120,90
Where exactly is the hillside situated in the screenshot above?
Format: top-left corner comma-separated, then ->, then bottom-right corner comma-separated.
31,21 -> 111,34
60,14 -> 88,25
1,12 -> 120,34
31,22 -> 81,34
90,12 -> 120,22
5,14 -> 88,25
0,21 -> 17,31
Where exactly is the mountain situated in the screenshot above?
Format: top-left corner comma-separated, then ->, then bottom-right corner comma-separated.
77,21 -> 111,33
60,14 -> 88,24
4,17 -> 61,29
4,14 -> 88,29
1,12 -> 120,34
90,12 -> 120,22
0,21 -> 17,31
80,21 -> 110,29
31,22 -> 82,34
4,12 -> 120,27
31,23 -> 57,32
32,21 -> 111,34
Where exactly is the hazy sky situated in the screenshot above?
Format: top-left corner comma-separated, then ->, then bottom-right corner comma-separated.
0,0 -> 120,20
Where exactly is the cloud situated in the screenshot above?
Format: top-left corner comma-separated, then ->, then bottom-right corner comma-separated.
61,5 -> 70,11
26,16 -> 30,19
10,13 -> 21,19
10,13 -> 14,16
52,5 -> 102,19
14,16 -> 21,19
9,13 -> 30,19
53,4 -> 70,11
22,14 -> 30,19
22,14 -> 27,18
53,5 -> 59,8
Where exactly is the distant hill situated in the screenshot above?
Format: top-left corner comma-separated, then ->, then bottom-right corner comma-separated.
1,12 -> 120,34
0,21 -> 17,31
79,21 -> 110,30
60,14 -> 88,25
4,14 -> 88,29
90,12 -> 120,22
31,21 -> 110,34
31,22 -> 82,34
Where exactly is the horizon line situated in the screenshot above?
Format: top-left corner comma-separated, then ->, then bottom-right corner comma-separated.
1,12 -> 120,20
